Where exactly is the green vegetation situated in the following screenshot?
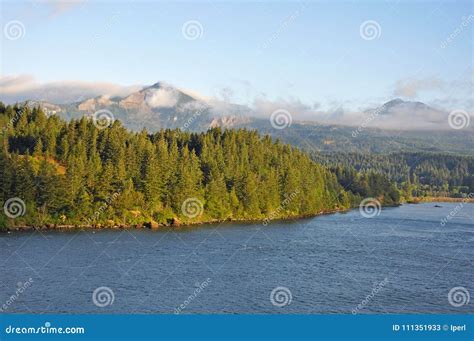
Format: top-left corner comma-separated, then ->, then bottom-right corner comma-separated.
330,167 -> 400,206
250,121 -> 474,156
312,152 -> 474,200
0,103 -> 367,230
3,102 -> 470,231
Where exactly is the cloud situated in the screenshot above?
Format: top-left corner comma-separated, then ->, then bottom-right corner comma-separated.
247,95 -> 472,131
356,106 -> 446,130
252,97 -> 322,121
393,77 -> 444,98
250,98 -> 364,127
393,70 -> 473,100
0,75 -> 35,93
2,74 -> 470,131
204,84 -> 467,130
179,88 -> 212,102
210,80 -> 260,107
0,75 -> 141,104
179,100 -> 209,113
145,88 -> 180,108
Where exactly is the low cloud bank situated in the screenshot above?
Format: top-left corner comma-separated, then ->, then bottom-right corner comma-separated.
0,75 -> 141,104
1,75 -> 472,131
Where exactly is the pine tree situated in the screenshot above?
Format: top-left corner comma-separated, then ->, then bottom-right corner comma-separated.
205,170 -> 231,219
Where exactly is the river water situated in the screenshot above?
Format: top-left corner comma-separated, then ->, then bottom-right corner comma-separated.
1,203 -> 472,314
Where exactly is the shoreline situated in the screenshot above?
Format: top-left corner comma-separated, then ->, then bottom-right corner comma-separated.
2,199 -> 472,232
2,208 -> 348,232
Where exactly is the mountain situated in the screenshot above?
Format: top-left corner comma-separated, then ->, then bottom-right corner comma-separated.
1,103 -> 359,229
363,98 -> 449,129
18,85 -> 473,156
234,118 -> 474,156
376,98 -> 437,114
26,82 -> 256,132
215,98 -> 473,155
43,82 -> 211,131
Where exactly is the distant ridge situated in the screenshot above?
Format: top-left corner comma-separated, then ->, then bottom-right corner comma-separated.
16,83 -> 473,155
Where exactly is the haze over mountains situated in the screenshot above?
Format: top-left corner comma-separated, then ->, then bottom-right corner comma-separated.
22,82 -> 255,132
16,81 -> 466,129
4,81 -> 473,155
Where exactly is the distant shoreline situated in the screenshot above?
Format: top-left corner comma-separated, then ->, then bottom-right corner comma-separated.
408,196 -> 474,203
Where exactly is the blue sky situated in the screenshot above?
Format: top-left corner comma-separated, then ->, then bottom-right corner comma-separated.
1,0 -> 472,110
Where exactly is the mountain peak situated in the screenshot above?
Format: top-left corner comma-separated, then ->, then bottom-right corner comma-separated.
362,98 -> 444,121
379,98 -> 436,112
384,98 -> 405,107
146,81 -> 172,90
150,81 -> 164,88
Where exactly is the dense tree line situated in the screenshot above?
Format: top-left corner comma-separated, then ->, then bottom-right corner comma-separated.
312,152 -> 474,199
0,103 -> 359,229
253,121 -> 474,156
330,166 -> 400,206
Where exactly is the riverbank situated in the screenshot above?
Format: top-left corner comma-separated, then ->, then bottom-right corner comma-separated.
2,208 -> 349,232
4,198 -> 471,232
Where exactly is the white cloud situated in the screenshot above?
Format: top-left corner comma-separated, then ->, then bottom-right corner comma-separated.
393,70 -> 473,100
2,74 -> 471,131
178,100 -> 208,113
247,95 -> 472,131
0,75 -> 141,104
252,97 -> 320,121
145,88 -> 179,108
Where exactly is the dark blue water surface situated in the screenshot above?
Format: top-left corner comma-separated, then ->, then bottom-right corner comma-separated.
1,203 -> 473,314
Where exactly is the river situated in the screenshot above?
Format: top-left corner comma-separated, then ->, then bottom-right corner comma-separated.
1,203 -> 472,314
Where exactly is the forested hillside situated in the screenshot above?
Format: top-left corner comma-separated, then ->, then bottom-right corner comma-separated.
312,152 -> 474,199
0,103 -> 360,229
3,101 -> 471,230
238,120 -> 474,156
